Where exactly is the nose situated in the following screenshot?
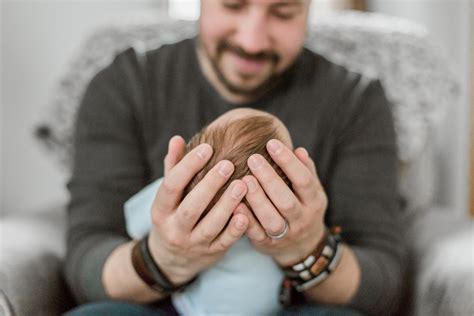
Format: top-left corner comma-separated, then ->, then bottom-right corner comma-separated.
233,9 -> 272,54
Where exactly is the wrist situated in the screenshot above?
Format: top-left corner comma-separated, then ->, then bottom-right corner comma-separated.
103,241 -> 166,302
148,230 -> 195,285
292,227 -> 327,266
131,234 -> 196,295
275,226 -> 327,267
279,226 -> 344,307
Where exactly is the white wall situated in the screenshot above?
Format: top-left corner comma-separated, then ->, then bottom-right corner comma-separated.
1,0 -> 165,215
367,0 -> 472,216
0,1 -> 4,215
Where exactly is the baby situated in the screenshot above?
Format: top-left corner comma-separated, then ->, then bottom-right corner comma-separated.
125,108 -> 294,315
183,108 -> 293,222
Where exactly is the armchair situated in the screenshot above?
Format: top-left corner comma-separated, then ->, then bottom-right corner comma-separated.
1,11 -> 471,316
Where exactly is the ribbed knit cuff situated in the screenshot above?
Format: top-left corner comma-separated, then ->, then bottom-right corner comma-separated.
77,236 -> 128,302
347,245 -> 386,315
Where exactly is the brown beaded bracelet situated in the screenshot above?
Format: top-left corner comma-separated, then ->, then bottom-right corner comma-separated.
282,228 -> 330,279
279,226 -> 343,307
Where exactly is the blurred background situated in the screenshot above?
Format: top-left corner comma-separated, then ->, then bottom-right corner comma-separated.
0,1 -> 473,315
1,0 -> 472,217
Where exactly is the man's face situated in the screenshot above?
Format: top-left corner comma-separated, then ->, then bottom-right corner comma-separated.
199,0 -> 310,98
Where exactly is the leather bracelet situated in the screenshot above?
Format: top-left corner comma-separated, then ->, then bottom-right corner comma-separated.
131,239 -> 159,290
131,234 -> 196,294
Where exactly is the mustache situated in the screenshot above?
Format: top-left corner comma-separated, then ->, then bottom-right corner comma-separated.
216,40 -> 280,64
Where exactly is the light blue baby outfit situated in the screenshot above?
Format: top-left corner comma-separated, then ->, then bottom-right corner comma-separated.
124,177 -> 284,316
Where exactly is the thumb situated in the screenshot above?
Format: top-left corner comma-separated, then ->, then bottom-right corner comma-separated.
295,147 -> 317,177
164,135 -> 186,176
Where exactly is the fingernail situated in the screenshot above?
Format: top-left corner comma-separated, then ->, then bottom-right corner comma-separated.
218,161 -> 233,177
248,155 -> 263,169
236,218 -> 246,229
196,144 -> 211,160
267,139 -> 282,154
301,147 -> 309,158
244,177 -> 257,193
170,135 -> 180,145
232,183 -> 245,199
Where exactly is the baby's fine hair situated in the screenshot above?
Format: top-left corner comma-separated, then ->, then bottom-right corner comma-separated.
183,114 -> 292,221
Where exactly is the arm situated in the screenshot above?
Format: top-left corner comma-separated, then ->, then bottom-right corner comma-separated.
102,240 -> 167,302
237,79 -> 406,315
99,140 -> 251,303
65,49 -> 250,304
309,79 -> 407,315
302,243 -> 361,305
64,48 -> 157,303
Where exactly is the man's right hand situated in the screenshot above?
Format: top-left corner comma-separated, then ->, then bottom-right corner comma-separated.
148,135 -> 249,285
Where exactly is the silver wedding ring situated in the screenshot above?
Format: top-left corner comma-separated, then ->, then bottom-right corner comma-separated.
265,219 -> 289,240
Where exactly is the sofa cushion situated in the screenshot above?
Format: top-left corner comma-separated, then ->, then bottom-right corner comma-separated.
0,206 -> 75,315
404,208 -> 474,316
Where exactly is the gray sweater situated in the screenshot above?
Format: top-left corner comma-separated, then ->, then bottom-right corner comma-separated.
65,38 -> 407,315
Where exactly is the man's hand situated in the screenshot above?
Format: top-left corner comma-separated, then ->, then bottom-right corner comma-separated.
148,135 -> 249,285
235,139 -> 327,267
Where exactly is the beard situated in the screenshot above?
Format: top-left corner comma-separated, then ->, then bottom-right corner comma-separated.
202,38 -> 283,99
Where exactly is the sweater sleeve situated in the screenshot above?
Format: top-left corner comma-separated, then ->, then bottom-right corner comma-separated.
327,79 -> 408,316
63,49 -> 149,303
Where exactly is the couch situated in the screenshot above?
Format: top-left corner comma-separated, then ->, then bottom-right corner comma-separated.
1,11 -> 472,316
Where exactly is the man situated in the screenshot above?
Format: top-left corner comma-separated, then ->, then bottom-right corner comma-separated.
123,108 -> 300,315
64,1 -> 406,315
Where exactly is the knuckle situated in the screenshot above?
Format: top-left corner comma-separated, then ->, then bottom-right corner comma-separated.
315,191 -> 328,211
161,178 -> 180,195
296,221 -> 309,235
259,172 -> 273,183
254,232 -> 268,242
179,207 -> 194,221
165,232 -> 184,249
151,207 -> 164,226
278,152 -> 292,165
229,225 -> 243,239
267,220 -> 286,235
295,177 -> 313,190
279,198 -> 297,213
213,241 -> 229,253
201,172 -> 221,189
199,229 -> 215,242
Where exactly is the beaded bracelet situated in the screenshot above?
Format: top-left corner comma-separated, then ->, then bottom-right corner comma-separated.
279,226 -> 343,307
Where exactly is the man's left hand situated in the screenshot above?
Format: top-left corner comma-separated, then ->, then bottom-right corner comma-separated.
235,139 -> 328,267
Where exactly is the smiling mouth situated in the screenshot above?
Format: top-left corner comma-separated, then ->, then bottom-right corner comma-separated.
231,53 -> 269,74
216,39 -> 279,76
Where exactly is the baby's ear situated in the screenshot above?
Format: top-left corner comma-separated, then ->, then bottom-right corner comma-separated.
164,135 -> 186,176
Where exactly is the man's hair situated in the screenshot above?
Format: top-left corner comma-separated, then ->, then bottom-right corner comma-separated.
183,115 -> 292,222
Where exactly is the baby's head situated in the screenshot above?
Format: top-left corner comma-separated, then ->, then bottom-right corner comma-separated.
183,108 -> 293,219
